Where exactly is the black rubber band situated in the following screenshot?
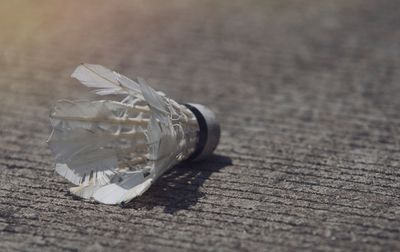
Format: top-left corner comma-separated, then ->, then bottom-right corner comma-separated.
184,103 -> 208,160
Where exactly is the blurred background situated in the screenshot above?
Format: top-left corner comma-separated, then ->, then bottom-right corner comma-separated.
1,0 -> 400,251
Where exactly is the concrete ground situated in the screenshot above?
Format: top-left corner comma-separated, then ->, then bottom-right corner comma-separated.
1,0 -> 400,251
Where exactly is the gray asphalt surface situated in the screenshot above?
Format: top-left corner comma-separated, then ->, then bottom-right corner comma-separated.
1,0 -> 400,251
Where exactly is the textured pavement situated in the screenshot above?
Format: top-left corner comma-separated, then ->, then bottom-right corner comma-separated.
1,0 -> 400,251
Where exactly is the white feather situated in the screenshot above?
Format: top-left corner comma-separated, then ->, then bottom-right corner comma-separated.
71,64 -> 142,97
138,78 -> 168,118
92,172 -> 152,204
71,64 -> 124,95
48,100 -> 148,185
49,64 -> 200,205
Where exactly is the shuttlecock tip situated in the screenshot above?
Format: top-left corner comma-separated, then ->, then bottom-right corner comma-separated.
184,103 -> 220,161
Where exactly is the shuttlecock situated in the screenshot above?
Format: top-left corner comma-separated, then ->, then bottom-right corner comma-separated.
47,64 -> 220,205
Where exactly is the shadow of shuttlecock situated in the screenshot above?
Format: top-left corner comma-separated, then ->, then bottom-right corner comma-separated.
122,154 -> 232,213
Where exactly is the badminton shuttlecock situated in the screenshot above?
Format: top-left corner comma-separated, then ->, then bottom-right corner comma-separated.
47,64 -> 220,205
